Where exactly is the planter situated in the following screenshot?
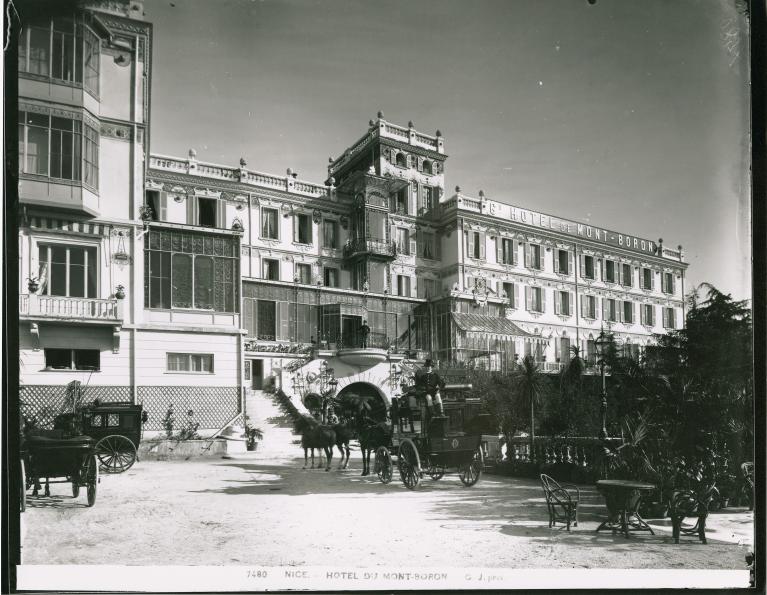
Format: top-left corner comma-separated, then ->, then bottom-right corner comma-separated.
246,442 -> 258,452
27,281 -> 39,294
138,438 -> 228,460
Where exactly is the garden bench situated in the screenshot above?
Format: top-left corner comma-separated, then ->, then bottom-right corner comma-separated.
540,474 -> 580,531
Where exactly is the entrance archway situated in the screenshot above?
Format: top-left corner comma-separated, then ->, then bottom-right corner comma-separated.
335,382 -> 388,423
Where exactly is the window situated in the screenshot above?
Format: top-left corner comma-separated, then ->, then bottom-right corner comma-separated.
323,220 -> 338,249
526,244 -> 542,270
621,263 -> 633,287
324,267 -> 339,288
296,263 -> 312,284
18,18 -> 101,96
395,188 -> 408,214
261,208 -> 279,239
38,244 -> 97,297
167,353 -> 214,373
44,348 -> 100,371
582,295 -> 597,319
422,186 -> 437,211
662,271 -> 676,295
641,267 -> 654,290
556,291 -> 571,316
421,231 -> 435,259
586,339 -> 597,365
396,275 -> 411,297
422,160 -> 433,174
294,213 -> 313,244
526,286 -> 545,313
146,190 -> 166,221
623,300 -> 634,324
663,307 -> 676,329
603,298 -> 617,322
19,111 -> 99,188
421,278 -> 439,298
395,228 -> 409,255
262,259 -> 279,281
197,197 -> 217,227
641,304 -> 655,326
395,152 -> 407,167
144,228 -> 238,312
257,300 -> 276,340
582,255 -> 595,279
555,249 -> 570,275
466,231 -> 484,259
499,239 -> 516,265
604,260 -> 617,283
502,282 -> 516,307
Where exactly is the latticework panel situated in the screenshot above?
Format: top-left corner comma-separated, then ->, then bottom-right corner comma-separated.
137,386 -> 241,431
20,385 -> 133,428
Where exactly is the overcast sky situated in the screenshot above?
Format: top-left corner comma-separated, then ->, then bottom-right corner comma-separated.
145,0 -> 751,300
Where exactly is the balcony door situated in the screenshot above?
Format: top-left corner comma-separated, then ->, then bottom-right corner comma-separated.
341,315 -> 362,348
38,244 -> 97,297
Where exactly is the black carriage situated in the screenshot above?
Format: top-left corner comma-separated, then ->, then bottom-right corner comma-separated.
373,383 -> 494,489
20,434 -> 98,510
81,402 -> 145,473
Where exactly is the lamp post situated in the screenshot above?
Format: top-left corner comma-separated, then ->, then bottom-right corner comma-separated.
594,328 -> 610,441
318,360 -> 338,423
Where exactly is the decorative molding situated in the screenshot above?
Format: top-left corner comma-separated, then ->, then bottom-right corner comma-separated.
100,122 -> 133,141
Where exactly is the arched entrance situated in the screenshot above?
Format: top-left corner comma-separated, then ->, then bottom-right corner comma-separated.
334,382 -> 388,423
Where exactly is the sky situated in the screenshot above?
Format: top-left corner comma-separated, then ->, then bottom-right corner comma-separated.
145,0 -> 751,300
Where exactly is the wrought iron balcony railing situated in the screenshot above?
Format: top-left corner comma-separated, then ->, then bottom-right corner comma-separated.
342,237 -> 397,261
20,294 -> 123,322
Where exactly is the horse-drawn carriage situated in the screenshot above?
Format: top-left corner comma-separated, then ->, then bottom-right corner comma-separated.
82,401 -> 145,473
372,380 -> 494,489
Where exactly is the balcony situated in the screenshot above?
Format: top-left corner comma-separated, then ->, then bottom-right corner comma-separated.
20,294 -> 123,323
18,176 -> 100,217
342,237 -> 397,262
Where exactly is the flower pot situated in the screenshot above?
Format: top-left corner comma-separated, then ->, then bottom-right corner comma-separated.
246,441 -> 258,452
27,282 -> 39,294
115,291 -> 126,300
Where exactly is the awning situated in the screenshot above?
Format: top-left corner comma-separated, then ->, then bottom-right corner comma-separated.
451,312 -> 539,340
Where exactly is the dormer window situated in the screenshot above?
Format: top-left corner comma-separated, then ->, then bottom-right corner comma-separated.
395,152 -> 407,168
422,160 -> 433,174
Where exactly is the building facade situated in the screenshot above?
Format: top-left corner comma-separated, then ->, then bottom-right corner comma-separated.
17,3 -> 687,429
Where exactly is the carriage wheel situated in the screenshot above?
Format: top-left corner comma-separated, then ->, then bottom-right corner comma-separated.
20,459 -> 26,513
458,448 -> 483,487
86,454 -> 98,507
398,439 -> 421,490
375,446 -> 393,484
428,462 -> 445,481
95,435 -> 137,473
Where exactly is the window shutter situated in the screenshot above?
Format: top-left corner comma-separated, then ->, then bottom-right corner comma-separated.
478,232 -> 486,260
579,254 -> 586,279
540,288 -> 546,313
512,240 -> 519,265
278,302 -> 291,340
671,308 -> 676,328
661,272 -> 667,293
618,301 -> 623,323
554,337 -> 560,360
409,233 -> 416,256
186,196 -> 195,225
416,184 -> 423,214
390,191 -> 397,213
308,217 -> 313,244
514,284 -> 520,309
496,237 -> 503,264
408,277 -> 413,297
599,259 -> 604,281
651,270 -> 656,291
553,250 -> 559,273
601,297 -> 607,320
524,243 -> 531,268
293,215 -> 299,243
525,286 -> 531,311
467,232 -> 474,258
670,274 -> 676,295
416,229 -> 423,257
217,199 -> 226,229
631,302 -> 636,324
581,295 -> 587,318
569,291 -> 575,316
159,192 -> 168,220
568,252 -> 574,276
641,304 -> 646,325
554,291 -> 560,315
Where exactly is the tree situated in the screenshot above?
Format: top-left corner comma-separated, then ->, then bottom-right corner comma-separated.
514,355 -> 548,461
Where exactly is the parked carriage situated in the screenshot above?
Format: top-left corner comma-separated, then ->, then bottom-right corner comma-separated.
81,402 -> 146,473
373,383 -> 494,489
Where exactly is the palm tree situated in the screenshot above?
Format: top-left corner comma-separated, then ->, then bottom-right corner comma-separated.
514,355 -> 547,463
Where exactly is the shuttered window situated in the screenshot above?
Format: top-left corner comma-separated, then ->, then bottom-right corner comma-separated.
293,213 -> 313,244
581,295 -> 597,319
262,259 -> 279,281
295,263 -> 311,284
261,208 -> 278,239
604,260 -> 617,283
554,291 -> 572,316
581,255 -> 595,279
526,286 -> 545,313
622,300 -> 634,324
641,304 -> 655,326
554,249 -> 571,275
641,267 -> 654,290
621,263 -> 633,287
662,272 -> 676,295
323,220 -> 338,248
662,307 -> 676,329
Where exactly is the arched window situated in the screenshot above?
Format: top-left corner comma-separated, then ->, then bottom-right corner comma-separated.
395,152 -> 407,168
422,160 -> 433,174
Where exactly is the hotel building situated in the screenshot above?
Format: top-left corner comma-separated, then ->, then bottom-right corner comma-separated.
17,2 -> 687,429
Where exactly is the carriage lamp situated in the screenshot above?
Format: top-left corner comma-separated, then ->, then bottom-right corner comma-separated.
594,328 -> 611,441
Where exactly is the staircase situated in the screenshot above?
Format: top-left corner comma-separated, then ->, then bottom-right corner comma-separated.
244,389 -> 302,459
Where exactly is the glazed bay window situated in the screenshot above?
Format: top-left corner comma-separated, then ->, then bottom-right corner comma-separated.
621,263 -> 633,287
167,353 -> 214,373
623,300 -> 635,324
295,263 -> 312,284
144,229 -> 238,312
294,213 -> 313,244
261,208 -> 279,239
323,220 -> 338,249
323,267 -> 339,288
38,244 -> 97,297
262,259 -> 279,281
18,111 -> 99,188
603,260 -> 617,283
45,348 -> 100,371
18,18 -> 101,96
581,294 -> 597,319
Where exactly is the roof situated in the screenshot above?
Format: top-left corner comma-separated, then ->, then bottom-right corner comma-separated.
451,313 -> 536,339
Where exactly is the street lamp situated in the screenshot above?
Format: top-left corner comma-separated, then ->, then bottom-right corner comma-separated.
594,328 -> 611,441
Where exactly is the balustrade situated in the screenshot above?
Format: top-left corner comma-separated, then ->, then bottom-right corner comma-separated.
21,294 -> 121,321
507,436 -> 621,470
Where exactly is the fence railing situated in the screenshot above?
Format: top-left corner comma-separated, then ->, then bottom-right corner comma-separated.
343,237 -> 397,260
507,435 -> 622,468
21,295 -> 122,321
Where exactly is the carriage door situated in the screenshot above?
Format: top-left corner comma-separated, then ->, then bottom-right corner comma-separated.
251,359 -> 264,390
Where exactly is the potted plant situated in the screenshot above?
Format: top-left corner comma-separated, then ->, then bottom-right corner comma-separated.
115,284 -> 126,299
245,424 -> 264,451
27,276 -> 40,294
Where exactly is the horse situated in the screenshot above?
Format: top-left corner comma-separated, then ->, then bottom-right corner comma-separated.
358,420 -> 393,476
333,423 -> 354,469
296,416 -> 336,471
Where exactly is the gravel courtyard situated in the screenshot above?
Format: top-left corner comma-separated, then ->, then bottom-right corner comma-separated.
20,453 -> 753,571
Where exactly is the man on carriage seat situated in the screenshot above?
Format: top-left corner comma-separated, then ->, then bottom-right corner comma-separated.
414,359 -> 446,418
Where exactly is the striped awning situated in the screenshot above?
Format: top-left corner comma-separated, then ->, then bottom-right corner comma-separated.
452,312 -> 536,339
26,216 -> 110,236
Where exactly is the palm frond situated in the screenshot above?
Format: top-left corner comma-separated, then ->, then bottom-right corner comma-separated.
273,388 -> 318,434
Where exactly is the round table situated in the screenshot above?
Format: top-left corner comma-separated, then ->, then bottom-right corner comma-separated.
596,480 -> 657,538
